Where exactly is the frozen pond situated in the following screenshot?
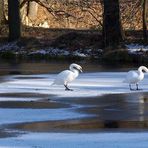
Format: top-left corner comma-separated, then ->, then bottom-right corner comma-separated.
0,61 -> 148,147
1,132 -> 148,148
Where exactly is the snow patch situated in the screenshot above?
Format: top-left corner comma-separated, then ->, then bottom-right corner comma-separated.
0,42 -> 102,58
126,44 -> 148,53
0,42 -> 20,52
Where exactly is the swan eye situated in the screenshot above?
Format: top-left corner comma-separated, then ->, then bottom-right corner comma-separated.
73,66 -> 81,71
73,67 -> 78,70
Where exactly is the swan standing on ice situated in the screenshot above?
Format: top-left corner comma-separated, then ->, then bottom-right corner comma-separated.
124,66 -> 148,90
52,63 -> 82,91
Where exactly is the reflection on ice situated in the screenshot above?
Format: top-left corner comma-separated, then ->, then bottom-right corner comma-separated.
0,108 -> 91,125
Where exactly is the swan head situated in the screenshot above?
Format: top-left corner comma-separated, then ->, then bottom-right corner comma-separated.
69,63 -> 82,72
138,66 -> 148,73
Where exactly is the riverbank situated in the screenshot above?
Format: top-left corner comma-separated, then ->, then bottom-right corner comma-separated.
0,28 -> 147,63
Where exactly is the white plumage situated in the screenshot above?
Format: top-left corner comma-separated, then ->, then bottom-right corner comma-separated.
52,63 -> 82,91
124,66 -> 148,90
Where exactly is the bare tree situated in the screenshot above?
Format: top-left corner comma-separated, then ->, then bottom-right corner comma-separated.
20,0 -> 103,28
102,0 -> 124,50
27,1 -> 38,21
8,0 -> 21,41
142,0 -> 148,42
0,0 -> 5,25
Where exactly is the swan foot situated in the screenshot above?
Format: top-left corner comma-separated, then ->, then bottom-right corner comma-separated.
130,88 -> 135,91
130,88 -> 142,91
136,88 -> 142,91
129,84 -> 134,91
136,84 -> 142,91
64,85 -> 73,91
65,88 -> 73,91
129,84 -> 142,91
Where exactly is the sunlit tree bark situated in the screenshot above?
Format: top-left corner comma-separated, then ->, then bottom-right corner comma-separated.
142,0 -> 148,42
27,1 -> 38,21
0,0 -> 5,25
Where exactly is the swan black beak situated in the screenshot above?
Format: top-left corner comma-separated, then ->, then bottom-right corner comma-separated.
79,68 -> 83,72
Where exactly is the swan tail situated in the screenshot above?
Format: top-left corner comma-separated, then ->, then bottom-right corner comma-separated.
50,82 -> 55,86
123,79 -> 127,83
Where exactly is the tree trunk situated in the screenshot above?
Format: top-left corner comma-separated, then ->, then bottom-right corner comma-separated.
8,0 -> 21,41
103,0 -> 124,50
142,0 -> 148,42
27,1 -> 38,21
0,0 -> 5,25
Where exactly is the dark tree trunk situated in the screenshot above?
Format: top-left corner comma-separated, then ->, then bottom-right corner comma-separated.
8,0 -> 21,41
0,0 -> 5,25
142,0 -> 148,42
103,0 -> 124,50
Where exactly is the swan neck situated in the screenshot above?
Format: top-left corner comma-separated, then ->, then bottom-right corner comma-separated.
138,66 -> 148,73
70,68 -> 79,78
71,68 -> 79,73
138,68 -> 143,73
70,66 -> 78,72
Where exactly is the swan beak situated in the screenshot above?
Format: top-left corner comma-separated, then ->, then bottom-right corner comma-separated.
79,68 -> 83,72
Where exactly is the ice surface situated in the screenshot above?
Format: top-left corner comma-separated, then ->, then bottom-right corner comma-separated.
0,72 -> 148,147
0,132 -> 148,148
0,72 -> 148,100
0,107 -> 91,125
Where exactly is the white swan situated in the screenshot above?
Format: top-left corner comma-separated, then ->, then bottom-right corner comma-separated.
52,63 -> 82,91
124,66 -> 148,90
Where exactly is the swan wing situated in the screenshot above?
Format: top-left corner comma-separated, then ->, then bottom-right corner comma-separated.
125,71 -> 139,83
53,70 -> 75,85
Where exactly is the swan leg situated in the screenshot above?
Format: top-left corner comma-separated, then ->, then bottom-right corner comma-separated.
129,84 -> 133,90
136,84 -> 138,90
64,84 -> 73,91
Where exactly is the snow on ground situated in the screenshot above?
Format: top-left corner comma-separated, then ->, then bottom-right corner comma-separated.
1,42 -> 148,59
126,44 -> 148,53
0,42 -> 19,52
0,72 -> 148,99
0,42 -> 92,58
0,132 -> 148,148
